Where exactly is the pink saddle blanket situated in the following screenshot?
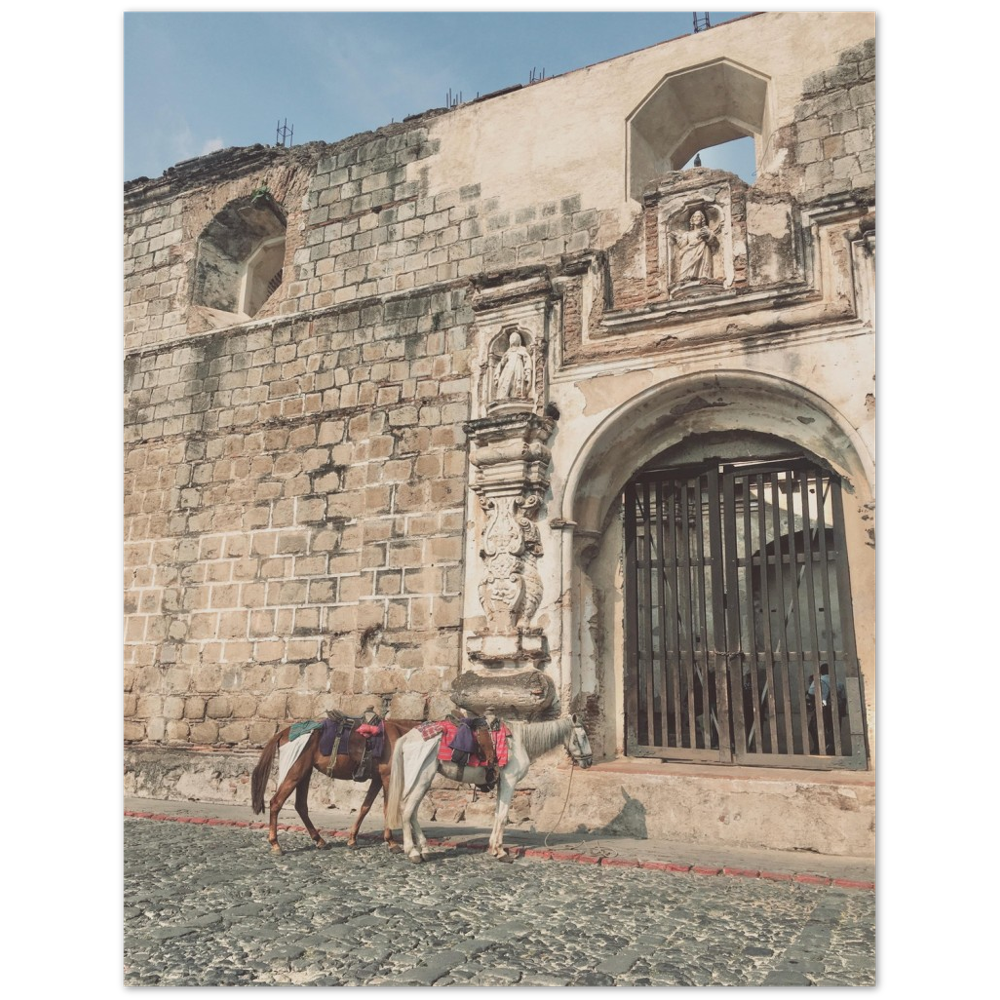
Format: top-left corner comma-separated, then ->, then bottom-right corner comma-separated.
418,720 -> 510,767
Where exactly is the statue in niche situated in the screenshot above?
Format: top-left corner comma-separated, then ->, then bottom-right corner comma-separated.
671,208 -> 720,283
493,331 -> 533,402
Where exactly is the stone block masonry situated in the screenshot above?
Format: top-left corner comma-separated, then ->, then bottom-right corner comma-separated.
125,286 -> 474,745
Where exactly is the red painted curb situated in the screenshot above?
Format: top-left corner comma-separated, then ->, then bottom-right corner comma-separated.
795,873 -> 832,886
723,866 -> 760,878
692,865 -> 723,876
601,858 -> 640,868
523,848 -> 552,860
548,850 -> 582,861
575,854 -> 603,864
833,878 -> 875,890
761,871 -> 794,881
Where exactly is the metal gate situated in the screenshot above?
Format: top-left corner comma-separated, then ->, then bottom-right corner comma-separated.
624,457 -> 867,770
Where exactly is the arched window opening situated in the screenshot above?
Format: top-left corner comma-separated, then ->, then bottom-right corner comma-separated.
627,59 -> 769,199
192,195 -> 287,320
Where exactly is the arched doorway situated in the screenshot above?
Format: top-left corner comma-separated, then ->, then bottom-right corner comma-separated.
557,372 -> 874,773
623,438 -> 867,770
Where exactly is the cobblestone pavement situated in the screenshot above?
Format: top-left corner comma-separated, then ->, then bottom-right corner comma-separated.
124,818 -> 875,986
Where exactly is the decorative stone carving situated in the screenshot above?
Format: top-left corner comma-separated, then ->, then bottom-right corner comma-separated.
461,280 -> 557,717
451,668 -> 555,718
478,492 -> 543,633
668,204 -> 724,294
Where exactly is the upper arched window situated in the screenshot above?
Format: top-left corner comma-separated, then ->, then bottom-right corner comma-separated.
627,59 -> 770,200
192,194 -> 287,319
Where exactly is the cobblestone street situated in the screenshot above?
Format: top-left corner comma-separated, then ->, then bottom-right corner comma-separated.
124,818 -> 875,986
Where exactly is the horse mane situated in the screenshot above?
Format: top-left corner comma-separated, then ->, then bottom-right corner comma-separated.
508,716 -> 574,760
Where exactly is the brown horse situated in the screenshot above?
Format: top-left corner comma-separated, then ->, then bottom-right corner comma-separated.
251,718 -> 421,854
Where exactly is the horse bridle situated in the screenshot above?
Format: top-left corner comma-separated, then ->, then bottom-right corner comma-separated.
567,724 -> 593,769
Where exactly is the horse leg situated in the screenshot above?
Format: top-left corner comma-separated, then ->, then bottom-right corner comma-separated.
294,769 -> 327,849
488,765 -> 524,861
375,765 -> 403,852
346,775 -> 383,849
267,752 -> 313,853
401,768 -> 435,863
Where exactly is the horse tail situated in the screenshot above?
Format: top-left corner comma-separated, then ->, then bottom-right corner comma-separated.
251,729 -> 284,814
385,733 -> 407,828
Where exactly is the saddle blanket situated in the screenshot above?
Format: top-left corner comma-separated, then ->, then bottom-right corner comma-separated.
276,720 -> 386,788
418,720 -> 510,767
288,718 -> 384,758
277,732 -> 312,787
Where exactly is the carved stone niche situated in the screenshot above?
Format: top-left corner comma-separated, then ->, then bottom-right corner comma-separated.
644,169 -> 748,301
470,270 -> 552,420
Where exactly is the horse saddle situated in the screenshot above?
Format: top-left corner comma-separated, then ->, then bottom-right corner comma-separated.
446,716 -> 501,792
320,711 -> 384,781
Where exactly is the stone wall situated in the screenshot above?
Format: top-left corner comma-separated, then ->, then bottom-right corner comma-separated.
125,287 -> 475,743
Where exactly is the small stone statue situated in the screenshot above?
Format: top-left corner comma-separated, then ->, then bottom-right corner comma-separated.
672,209 -> 719,283
493,331 -> 532,401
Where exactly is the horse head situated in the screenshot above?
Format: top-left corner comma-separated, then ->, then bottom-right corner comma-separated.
567,715 -> 593,769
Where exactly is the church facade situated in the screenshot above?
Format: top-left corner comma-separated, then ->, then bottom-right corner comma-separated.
125,12 -> 875,856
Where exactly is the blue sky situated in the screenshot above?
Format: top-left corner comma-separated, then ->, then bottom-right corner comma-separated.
124,11 -> 753,183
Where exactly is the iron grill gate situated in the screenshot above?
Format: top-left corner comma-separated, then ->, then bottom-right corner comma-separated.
624,458 -> 867,770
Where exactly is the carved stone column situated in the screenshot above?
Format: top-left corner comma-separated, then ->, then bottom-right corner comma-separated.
454,272 -> 559,718
456,411 -> 557,716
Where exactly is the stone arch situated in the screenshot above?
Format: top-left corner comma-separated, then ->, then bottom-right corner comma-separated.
561,371 -> 873,536
627,58 -> 771,200
192,194 -> 287,319
556,371 -> 875,764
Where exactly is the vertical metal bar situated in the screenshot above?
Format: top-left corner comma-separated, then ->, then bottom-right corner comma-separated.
784,471 -> 809,754
694,474 -> 712,750
665,478 -> 682,748
655,477 -> 670,749
798,470 -> 827,754
769,472 -> 794,754
741,472 -> 762,754
722,469 -> 747,755
679,479 -> 698,749
642,479 -> 656,747
756,472 -> 779,752
814,473 -> 843,756
624,483 -> 640,753
708,469 -> 730,759
831,479 -> 866,765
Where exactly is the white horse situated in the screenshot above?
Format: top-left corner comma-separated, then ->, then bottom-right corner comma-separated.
385,715 -> 593,863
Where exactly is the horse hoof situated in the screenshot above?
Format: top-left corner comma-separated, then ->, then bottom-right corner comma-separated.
388,844 -> 403,854
495,853 -> 515,864
408,854 -> 423,864
314,840 -> 327,850
347,841 -> 359,850
270,845 -> 282,855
